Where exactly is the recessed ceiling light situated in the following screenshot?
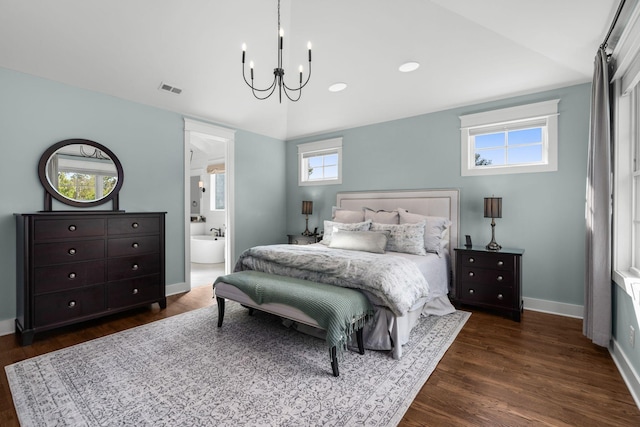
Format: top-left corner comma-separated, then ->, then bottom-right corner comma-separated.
399,62 -> 420,73
328,82 -> 347,92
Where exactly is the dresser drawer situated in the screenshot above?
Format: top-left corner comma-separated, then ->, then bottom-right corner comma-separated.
107,253 -> 161,281
33,239 -> 105,266
458,282 -> 514,309
108,216 -> 160,236
34,260 -> 106,294
107,235 -> 160,257
34,218 -> 105,241
34,285 -> 105,327
460,252 -> 516,271
107,275 -> 162,309
459,266 -> 514,286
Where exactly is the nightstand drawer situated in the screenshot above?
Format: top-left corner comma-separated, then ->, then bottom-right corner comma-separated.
459,266 -> 514,286
460,252 -> 516,271
458,282 -> 514,309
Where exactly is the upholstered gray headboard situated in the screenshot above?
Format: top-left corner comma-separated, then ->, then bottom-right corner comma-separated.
336,188 -> 460,267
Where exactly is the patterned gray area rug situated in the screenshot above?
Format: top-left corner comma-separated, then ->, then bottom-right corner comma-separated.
6,302 -> 470,426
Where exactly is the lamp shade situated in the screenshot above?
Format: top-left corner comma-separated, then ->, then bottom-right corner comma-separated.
301,201 -> 313,215
484,197 -> 502,218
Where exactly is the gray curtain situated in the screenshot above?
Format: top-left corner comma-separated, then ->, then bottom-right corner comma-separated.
584,47 -> 613,347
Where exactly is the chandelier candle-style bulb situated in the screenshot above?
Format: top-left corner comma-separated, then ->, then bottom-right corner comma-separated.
241,0 -> 312,102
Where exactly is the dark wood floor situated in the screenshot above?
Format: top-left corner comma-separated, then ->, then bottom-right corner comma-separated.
1,286 -> 638,426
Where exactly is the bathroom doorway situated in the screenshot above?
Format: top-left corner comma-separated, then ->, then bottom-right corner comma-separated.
183,119 -> 235,290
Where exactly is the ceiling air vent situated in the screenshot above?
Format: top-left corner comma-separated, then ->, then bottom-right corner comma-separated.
158,82 -> 182,95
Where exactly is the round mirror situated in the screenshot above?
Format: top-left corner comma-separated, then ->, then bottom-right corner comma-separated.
38,139 -> 124,209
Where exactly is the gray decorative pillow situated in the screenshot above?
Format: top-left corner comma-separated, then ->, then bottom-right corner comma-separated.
332,207 -> 365,223
320,220 -> 372,245
363,207 -> 399,224
370,222 -> 427,256
397,209 -> 451,256
328,230 -> 389,254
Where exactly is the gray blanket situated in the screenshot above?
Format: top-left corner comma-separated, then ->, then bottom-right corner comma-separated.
234,244 -> 430,316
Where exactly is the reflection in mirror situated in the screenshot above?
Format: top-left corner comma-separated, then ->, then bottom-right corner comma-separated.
46,144 -> 118,203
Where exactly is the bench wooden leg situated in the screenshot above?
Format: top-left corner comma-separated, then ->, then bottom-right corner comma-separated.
216,297 -> 225,327
331,346 -> 339,377
356,327 -> 365,355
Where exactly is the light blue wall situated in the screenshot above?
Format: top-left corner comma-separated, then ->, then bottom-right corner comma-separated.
287,83 -> 591,307
233,129 -> 288,257
0,67 -> 286,325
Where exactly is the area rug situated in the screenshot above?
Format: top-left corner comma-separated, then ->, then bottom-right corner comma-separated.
6,302 -> 470,426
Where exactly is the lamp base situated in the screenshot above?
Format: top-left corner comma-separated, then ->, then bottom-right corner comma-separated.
486,241 -> 502,251
302,216 -> 312,236
486,219 -> 501,251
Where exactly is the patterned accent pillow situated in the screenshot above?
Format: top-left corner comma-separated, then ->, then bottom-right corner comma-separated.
363,208 -> 399,224
397,209 -> 451,256
328,230 -> 390,254
320,220 -> 372,245
370,222 -> 427,256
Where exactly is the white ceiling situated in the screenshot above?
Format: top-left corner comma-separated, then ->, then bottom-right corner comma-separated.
0,0 -> 618,141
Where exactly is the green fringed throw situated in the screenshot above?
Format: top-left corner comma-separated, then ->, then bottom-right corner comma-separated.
214,271 -> 373,359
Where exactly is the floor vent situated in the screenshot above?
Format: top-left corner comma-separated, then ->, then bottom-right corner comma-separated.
158,82 -> 182,94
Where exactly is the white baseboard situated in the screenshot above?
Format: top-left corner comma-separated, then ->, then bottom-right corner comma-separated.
610,338 -> 640,409
523,297 -> 584,318
0,317 -> 14,337
0,282 -> 191,338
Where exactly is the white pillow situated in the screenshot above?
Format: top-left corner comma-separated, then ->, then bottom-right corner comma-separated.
328,230 -> 389,254
397,209 -> 451,256
331,207 -> 365,223
320,220 -> 372,245
370,222 -> 427,256
363,207 -> 399,224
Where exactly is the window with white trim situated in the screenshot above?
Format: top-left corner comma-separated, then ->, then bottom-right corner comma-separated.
298,138 -> 343,186
460,100 -> 559,176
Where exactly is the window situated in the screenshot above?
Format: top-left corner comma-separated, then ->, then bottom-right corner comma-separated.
298,138 -> 343,186
460,100 -> 559,176
210,173 -> 225,210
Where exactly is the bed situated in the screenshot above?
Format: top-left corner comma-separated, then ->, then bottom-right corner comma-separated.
215,189 -> 459,359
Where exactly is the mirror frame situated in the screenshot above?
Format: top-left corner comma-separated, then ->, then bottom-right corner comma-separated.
38,139 -> 124,211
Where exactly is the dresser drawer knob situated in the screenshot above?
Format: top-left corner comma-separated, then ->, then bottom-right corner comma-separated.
132,288 -> 139,295
132,222 -> 139,229
468,271 -> 475,277
68,225 -> 77,232
68,272 -> 76,279
68,300 -> 76,308
497,293 -> 504,300
68,248 -> 76,255
468,289 -> 475,295
132,242 -> 139,248
468,257 -> 475,263
132,264 -> 139,270
496,275 -> 503,282
497,260 -> 504,266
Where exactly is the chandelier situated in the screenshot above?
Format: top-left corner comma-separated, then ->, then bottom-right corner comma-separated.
241,0 -> 312,102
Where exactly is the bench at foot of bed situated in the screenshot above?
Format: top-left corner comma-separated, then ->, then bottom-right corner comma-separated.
214,271 -> 373,377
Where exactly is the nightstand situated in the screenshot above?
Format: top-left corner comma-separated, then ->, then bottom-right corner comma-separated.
287,234 -> 320,245
454,246 -> 524,321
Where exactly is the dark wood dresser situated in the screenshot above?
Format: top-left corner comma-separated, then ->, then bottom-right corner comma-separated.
15,211 -> 166,345
454,246 -> 524,321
